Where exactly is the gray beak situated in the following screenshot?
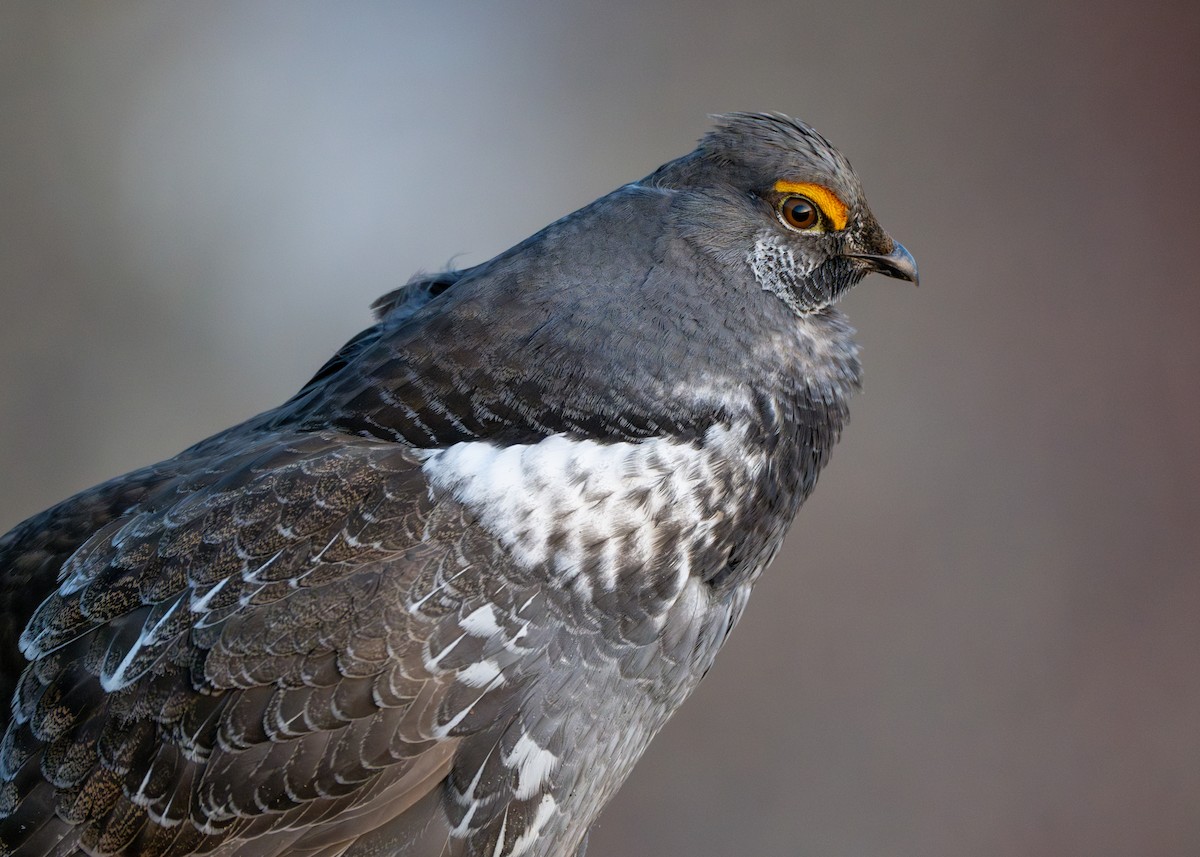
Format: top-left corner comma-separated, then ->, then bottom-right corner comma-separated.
847,241 -> 919,286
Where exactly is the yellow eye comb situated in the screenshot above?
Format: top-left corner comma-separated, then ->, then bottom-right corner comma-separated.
773,181 -> 849,231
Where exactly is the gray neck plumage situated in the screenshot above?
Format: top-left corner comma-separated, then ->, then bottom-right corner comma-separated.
691,308 -> 861,591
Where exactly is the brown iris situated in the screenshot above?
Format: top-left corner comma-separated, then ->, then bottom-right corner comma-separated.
780,195 -> 820,230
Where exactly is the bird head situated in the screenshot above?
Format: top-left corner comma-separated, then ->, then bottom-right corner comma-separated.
647,112 -> 918,316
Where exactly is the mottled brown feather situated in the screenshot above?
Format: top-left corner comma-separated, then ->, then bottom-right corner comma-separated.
0,429 -> 552,856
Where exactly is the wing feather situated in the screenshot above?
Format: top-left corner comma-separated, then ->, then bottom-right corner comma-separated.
0,428 -> 552,856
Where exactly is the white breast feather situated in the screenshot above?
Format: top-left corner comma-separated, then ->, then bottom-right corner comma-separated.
420,424 -> 760,602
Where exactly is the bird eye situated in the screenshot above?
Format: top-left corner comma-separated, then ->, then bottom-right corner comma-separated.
780,195 -> 821,231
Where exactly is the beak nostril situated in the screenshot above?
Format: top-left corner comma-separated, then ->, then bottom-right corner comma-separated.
845,242 -> 919,286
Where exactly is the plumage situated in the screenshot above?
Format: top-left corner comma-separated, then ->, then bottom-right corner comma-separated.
0,113 -> 916,857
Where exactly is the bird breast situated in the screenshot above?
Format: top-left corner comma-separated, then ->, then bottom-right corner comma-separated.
418,423 -> 767,625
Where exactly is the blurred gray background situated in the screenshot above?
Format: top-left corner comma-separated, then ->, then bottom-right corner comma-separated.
2,2 -> 1198,855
